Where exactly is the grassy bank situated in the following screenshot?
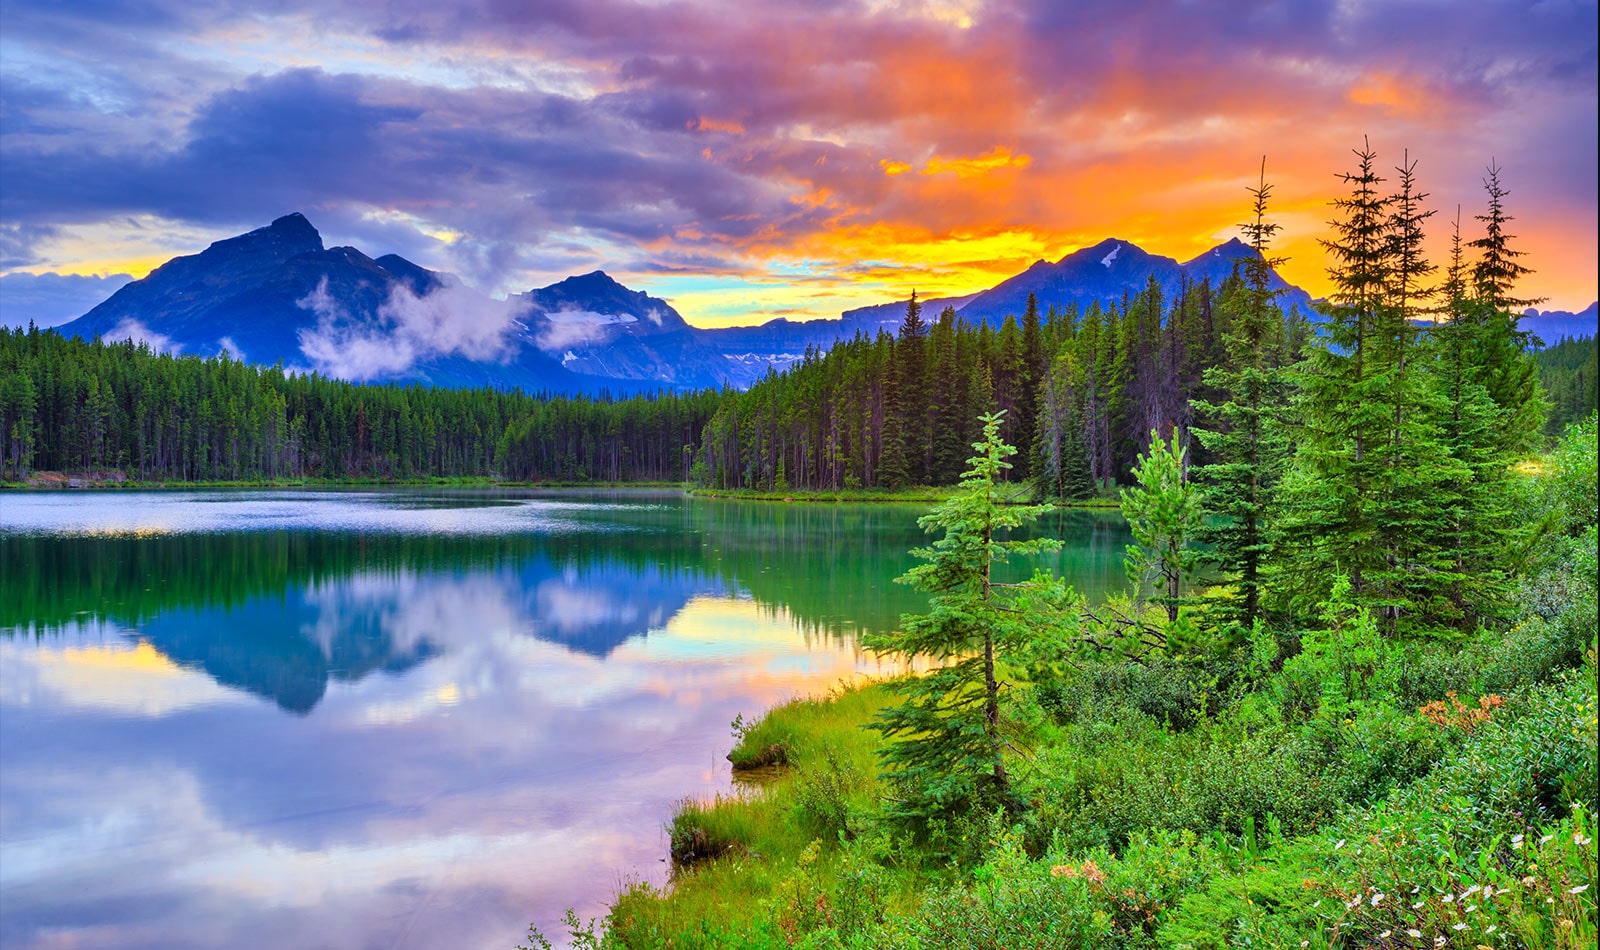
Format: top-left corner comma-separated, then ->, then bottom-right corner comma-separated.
601,684 -> 904,947
591,633 -> 1596,950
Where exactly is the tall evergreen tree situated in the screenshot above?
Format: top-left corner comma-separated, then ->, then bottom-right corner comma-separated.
1469,160 -> 1542,311
1275,140 -> 1391,617
866,411 -> 1061,823
1192,158 -> 1292,628
1015,292 -> 1045,481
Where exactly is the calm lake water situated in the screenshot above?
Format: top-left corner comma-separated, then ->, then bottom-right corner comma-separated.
0,489 -> 1130,949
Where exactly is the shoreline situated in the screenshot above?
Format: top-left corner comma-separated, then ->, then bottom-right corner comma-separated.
4,473 -> 1124,507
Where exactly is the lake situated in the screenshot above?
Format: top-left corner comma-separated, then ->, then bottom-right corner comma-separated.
0,489 -> 1130,949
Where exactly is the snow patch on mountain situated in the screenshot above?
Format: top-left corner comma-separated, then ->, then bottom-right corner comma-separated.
1101,243 -> 1121,268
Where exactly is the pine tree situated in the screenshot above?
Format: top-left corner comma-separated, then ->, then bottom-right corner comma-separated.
1192,158 -> 1293,628
1469,160 -> 1543,311
1015,292 -> 1045,481
1275,140 -> 1391,617
866,411 -> 1062,824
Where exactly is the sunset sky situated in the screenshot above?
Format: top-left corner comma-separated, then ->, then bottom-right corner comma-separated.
2,0 -> 1596,326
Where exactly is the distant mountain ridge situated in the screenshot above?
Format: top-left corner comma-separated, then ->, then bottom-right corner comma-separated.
50,213 -> 1319,393
1522,302 -> 1598,345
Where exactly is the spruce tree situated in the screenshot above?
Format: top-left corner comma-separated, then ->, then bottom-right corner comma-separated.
1016,292 -> 1045,481
1192,158 -> 1293,628
1274,140 -> 1391,617
1469,160 -> 1542,311
866,411 -> 1062,824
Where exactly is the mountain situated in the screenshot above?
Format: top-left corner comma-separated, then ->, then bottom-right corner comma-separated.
1522,302 -> 1597,345
53,214 -> 773,393
952,237 -> 1314,325
48,213 -> 1321,394
511,271 -> 785,387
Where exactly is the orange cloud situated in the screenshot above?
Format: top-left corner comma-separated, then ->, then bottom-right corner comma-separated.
691,116 -> 746,134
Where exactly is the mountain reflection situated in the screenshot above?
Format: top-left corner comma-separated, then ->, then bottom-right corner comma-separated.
0,491 -> 1129,714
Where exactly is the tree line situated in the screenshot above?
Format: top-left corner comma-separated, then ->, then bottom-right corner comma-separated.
0,328 -> 719,483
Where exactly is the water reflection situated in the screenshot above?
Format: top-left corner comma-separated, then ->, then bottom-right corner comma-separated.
0,490 -> 1131,949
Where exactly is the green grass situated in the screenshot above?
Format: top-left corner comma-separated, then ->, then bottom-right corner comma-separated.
608,682 -> 904,947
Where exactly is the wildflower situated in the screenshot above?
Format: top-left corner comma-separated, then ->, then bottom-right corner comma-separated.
1454,923 -> 1469,931
1466,905 -> 1477,912
1522,876 -> 1535,885
1407,930 -> 1422,938
1568,885 -> 1589,894
1335,839 -> 1346,850
1485,926 -> 1497,934
1381,932 -> 1392,940
1462,885 -> 1481,897
1540,834 -> 1554,844
1371,892 -> 1385,906
1413,901 -> 1426,909
1442,893 -> 1455,903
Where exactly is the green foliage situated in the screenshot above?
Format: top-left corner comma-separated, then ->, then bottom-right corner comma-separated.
866,411 -> 1066,829
1120,428 -> 1204,624
1536,336 -> 1598,439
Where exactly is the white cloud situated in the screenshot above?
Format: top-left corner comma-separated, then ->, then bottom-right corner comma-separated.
216,336 -> 246,361
294,276 -> 524,381
534,308 -> 636,352
104,317 -> 181,354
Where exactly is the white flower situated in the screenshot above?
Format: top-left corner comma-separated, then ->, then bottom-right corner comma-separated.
1413,901 -> 1426,909
1380,932 -> 1392,940
1454,922 -> 1468,930
1462,885 -> 1481,897
1407,930 -> 1422,938
1466,905 -> 1478,913
1442,893 -> 1454,903
1371,892 -> 1385,906
1569,884 -> 1590,894
1335,839 -> 1346,850
1486,926 -> 1497,934
1540,834 -> 1554,844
